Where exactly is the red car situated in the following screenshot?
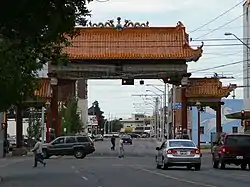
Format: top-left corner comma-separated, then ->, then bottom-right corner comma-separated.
212,133 -> 250,170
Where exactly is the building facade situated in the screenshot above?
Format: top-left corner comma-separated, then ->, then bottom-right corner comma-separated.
168,86 -> 192,136
191,99 -> 243,144
243,0 -> 250,109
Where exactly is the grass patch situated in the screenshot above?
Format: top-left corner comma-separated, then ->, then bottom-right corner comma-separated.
200,145 -> 211,149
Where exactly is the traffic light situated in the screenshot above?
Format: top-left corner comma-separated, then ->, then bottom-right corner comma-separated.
241,110 -> 245,119
122,79 -> 134,85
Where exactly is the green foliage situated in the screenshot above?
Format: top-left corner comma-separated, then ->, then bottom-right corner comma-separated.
0,0 -> 92,111
110,119 -> 123,132
27,108 -> 42,139
62,97 -> 83,134
124,127 -> 133,133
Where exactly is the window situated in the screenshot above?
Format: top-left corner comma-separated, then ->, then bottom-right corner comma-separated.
77,136 -> 90,143
169,140 -> 195,147
200,126 -> 204,134
53,137 -> 65,144
225,135 -> 250,146
66,137 -> 76,143
232,127 -> 238,133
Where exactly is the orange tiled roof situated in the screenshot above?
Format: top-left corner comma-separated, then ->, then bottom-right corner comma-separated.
65,22 -> 203,61
34,78 -> 51,98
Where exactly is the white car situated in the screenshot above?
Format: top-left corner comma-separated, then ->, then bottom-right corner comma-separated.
155,139 -> 201,170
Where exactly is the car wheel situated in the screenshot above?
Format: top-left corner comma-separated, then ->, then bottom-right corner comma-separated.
74,149 -> 85,159
42,149 -> 50,159
156,164 -> 161,169
194,164 -> 201,171
130,142 -> 132,145
218,159 -> 226,169
212,157 -> 219,169
187,165 -> 192,170
163,163 -> 169,170
241,163 -> 247,170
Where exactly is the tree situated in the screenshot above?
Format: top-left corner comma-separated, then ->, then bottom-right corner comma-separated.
110,120 -> 123,132
125,127 -> 133,133
0,0 -> 92,111
91,101 -> 105,131
27,108 -> 42,140
62,97 -> 83,134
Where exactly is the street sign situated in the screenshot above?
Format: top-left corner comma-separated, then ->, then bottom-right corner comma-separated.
171,102 -> 182,109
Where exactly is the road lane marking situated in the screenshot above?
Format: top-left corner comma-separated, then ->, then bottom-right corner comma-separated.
130,166 -> 218,187
81,176 -> 88,180
205,169 -> 249,178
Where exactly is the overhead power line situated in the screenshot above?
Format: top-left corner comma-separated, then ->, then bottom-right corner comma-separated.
194,13 -> 245,40
190,60 -> 245,73
189,0 -> 245,34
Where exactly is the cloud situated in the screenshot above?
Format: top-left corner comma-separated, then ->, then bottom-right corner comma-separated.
88,0 -> 177,14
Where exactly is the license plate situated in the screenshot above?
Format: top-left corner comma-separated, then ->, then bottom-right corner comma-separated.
180,151 -> 186,155
125,141 -> 127,143
236,156 -> 243,159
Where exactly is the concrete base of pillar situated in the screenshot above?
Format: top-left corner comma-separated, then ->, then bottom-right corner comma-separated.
11,148 -> 28,156
78,99 -> 88,131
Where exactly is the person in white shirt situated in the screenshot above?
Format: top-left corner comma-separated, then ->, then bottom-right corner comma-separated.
118,139 -> 124,158
32,138 -> 46,168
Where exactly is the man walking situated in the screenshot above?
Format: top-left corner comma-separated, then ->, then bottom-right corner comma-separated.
32,138 -> 46,168
111,135 -> 116,150
118,138 -> 124,158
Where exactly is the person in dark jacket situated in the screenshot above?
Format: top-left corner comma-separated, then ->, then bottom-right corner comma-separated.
111,135 -> 116,150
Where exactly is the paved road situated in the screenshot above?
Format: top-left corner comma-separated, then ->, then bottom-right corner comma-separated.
0,139 -> 250,187
92,138 -> 157,157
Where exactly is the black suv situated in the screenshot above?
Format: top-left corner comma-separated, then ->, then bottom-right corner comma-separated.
42,135 -> 95,159
212,133 -> 250,170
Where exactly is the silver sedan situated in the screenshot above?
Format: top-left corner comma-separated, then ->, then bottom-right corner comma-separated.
155,139 -> 201,170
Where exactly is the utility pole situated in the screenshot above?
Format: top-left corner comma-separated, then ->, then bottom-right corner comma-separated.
155,97 -> 159,140
163,83 -> 167,140
172,85 -> 176,138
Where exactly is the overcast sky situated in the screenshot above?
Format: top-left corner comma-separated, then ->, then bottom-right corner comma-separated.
40,0 -> 245,119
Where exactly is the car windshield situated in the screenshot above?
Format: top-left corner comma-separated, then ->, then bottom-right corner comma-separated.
122,135 -> 131,139
169,140 -> 195,147
225,135 -> 250,146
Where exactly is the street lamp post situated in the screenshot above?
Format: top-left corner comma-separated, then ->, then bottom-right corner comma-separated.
146,90 -> 163,141
45,100 -> 51,143
196,101 -> 201,150
50,76 -> 59,138
225,32 -> 250,99
224,32 -> 250,50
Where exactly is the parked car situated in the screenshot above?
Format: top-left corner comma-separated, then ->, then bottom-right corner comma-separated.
42,135 -> 95,159
128,133 -> 141,138
155,139 -> 201,170
121,135 -> 132,145
212,133 -> 250,170
93,134 -> 104,141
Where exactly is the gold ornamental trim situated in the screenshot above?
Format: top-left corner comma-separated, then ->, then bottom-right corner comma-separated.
186,85 -> 232,98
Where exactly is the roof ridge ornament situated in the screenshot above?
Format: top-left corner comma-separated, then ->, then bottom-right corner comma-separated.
87,17 -> 149,29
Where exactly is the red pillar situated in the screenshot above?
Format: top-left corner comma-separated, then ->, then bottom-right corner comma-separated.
216,102 -> 222,133
197,110 -> 201,150
51,84 -> 59,137
181,87 -> 188,131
